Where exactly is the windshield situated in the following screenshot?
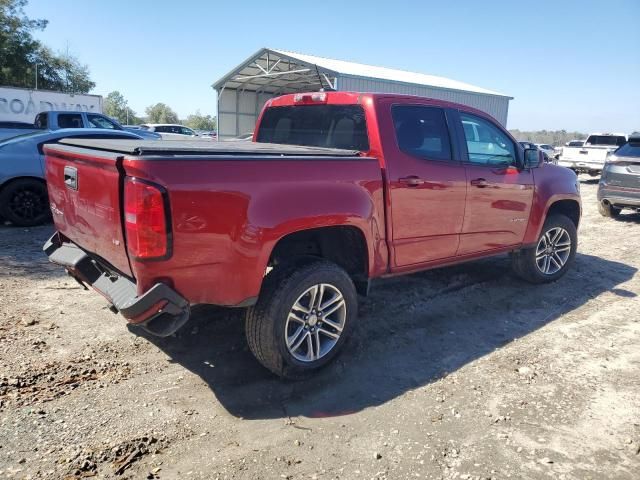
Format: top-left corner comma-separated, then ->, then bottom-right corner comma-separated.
257,105 -> 369,151
568,141 -> 584,147
586,135 -> 626,146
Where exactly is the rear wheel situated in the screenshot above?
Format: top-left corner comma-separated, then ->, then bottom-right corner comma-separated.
598,201 -> 621,218
245,259 -> 357,379
511,214 -> 577,284
0,179 -> 50,227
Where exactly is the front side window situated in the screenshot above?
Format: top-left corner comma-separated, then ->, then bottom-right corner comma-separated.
58,114 -> 83,129
391,105 -> 452,161
179,127 -> 194,136
257,105 -> 369,151
460,112 -> 516,166
88,114 -> 118,129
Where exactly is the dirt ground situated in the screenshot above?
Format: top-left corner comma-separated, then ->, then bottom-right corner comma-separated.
1,179 -> 639,480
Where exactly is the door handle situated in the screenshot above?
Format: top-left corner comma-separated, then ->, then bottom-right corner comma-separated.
399,176 -> 425,187
470,178 -> 488,188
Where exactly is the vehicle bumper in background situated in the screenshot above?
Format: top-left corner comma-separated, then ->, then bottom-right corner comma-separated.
558,159 -> 604,173
43,232 -> 190,337
597,186 -> 640,209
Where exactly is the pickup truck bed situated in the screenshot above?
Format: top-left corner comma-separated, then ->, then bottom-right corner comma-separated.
57,138 -> 361,157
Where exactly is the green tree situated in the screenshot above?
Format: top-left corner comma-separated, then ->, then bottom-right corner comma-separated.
104,90 -> 139,124
34,46 -> 95,93
184,110 -> 217,131
145,103 -> 179,124
0,0 -> 95,93
0,0 -> 47,87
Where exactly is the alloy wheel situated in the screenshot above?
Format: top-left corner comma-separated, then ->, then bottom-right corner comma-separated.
535,227 -> 572,275
284,283 -> 347,362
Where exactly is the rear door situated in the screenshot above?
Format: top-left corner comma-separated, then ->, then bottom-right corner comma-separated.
44,143 -> 132,276
454,110 -> 534,255
378,99 -> 467,267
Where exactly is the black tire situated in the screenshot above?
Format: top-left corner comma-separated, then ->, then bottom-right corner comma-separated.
511,214 -> 577,284
0,179 -> 50,227
245,259 -> 358,379
598,201 -> 621,218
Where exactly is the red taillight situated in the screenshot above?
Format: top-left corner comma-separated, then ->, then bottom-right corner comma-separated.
124,178 -> 170,260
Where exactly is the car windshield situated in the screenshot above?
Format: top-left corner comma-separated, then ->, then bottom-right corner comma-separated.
586,135 -> 626,146
568,141 -> 584,147
257,105 -> 369,151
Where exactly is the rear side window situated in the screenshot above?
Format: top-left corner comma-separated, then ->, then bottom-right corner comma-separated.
586,135 -> 626,146
58,114 -> 83,129
615,142 -> 640,157
460,112 -> 516,166
391,105 -> 452,161
257,105 -> 369,151
34,113 -> 48,129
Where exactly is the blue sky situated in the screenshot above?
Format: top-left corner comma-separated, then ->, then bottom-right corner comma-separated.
25,0 -> 639,132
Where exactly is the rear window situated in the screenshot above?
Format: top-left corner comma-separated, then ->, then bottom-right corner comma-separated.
615,142 -> 640,158
257,105 -> 369,151
585,135 -> 626,146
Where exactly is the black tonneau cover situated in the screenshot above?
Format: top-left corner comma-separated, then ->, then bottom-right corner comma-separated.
57,138 -> 360,157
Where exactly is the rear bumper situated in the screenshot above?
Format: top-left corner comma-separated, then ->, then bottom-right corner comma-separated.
43,232 -> 190,336
558,159 -> 604,173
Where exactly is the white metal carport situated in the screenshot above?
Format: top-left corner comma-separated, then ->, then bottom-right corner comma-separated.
212,48 -> 513,139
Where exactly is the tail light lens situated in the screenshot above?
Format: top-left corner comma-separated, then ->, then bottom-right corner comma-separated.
124,177 -> 170,260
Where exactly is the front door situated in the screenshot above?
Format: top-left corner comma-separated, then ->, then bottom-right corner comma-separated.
457,111 -> 534,255
379,101 -> 467,267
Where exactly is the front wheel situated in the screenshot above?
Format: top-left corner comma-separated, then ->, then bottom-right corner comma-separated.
245,259 -> 357,379
0,179 -> 51,227
511,214 -> 577,284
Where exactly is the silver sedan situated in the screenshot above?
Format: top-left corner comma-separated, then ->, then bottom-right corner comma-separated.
0,128 -> 144,226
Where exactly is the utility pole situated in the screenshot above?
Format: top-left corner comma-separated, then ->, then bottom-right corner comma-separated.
35,63 -> 38,90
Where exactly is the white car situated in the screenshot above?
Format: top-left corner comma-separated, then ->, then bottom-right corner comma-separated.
558,133 -> 627,176
140,124 -> 198,140
535,144 -> 557,160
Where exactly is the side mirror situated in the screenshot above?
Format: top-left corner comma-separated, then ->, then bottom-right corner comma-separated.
524,148 -> 542,168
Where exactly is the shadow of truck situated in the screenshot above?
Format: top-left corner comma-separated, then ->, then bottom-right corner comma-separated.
132,252 -> 635,420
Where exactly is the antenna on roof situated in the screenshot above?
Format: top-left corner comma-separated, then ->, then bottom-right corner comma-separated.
315,64 -> 335,92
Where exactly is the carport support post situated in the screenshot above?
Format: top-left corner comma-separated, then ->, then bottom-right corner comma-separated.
235,89 -> 240,137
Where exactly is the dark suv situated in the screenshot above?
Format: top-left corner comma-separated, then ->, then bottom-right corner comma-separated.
598,135 -> 640,217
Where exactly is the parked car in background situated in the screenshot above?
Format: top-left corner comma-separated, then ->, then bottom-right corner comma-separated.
121,125 -> 162,140
536,143 -> 556,160
195,130 -> 217,139
558,133 -> 627,176
518,142 -> 554,164
0,129 -> 144,227
597,135 -> 640,217
139,124 -> 198,139
42,91 -> 581,378
0,111 -> 161,141
0,121 -> 38,141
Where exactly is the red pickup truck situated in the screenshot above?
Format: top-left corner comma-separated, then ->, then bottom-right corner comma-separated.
43,91 -> 581,378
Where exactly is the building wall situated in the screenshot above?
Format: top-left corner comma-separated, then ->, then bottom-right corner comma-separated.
218,89 -> 274,138
337,75 -> 510,126
217,76 -> 510,138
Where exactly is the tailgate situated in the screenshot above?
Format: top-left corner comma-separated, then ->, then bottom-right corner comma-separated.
44,144 -> 132,277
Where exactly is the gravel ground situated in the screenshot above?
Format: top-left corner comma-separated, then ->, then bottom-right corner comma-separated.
1,180 -> 639,480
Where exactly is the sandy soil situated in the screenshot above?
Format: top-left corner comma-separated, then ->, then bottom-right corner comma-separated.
0,180 -> 639,480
